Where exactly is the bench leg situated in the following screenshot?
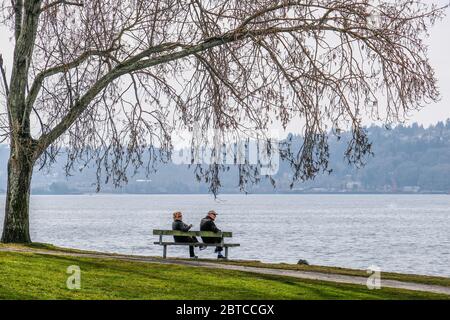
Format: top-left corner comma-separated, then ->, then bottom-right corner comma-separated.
163,245 -> 167,259
225,247 -> 229,259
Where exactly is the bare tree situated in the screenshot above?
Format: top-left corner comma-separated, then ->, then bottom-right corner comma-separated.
0,0 -> 445,243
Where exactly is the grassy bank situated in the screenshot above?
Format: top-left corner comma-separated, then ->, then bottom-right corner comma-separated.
0,248 -> 449,299
12,242 -> 450,288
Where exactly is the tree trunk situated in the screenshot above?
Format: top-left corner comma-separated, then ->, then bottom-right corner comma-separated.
1,146 -> 34,243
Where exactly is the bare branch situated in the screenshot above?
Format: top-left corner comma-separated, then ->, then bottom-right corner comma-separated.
40,0 -> 83,13
24,48 -> 118,124
12,0 -> 23,40
0,54 -> 9,97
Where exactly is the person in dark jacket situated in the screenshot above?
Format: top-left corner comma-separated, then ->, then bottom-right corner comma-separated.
200,210 -> 225,259
172,211 -> 202,258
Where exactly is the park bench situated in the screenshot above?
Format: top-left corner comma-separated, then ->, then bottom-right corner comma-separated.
153,229 -> 240,259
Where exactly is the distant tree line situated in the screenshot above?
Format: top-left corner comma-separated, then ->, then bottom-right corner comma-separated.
0,120 -> 449,194
308,119 -> 450,193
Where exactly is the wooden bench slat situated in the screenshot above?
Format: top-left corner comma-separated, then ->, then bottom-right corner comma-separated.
153,242 -> 240,247
153,229 -> 232,237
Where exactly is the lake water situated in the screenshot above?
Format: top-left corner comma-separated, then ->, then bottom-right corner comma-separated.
1,194 -> 449,277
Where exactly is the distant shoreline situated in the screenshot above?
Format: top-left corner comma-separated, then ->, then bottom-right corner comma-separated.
0,192 -> 447,196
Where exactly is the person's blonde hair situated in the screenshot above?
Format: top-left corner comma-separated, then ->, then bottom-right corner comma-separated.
173,211 -> 182,221
208,210 -> 217,216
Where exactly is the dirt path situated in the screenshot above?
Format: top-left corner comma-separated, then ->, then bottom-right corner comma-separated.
1,246 -> 449,296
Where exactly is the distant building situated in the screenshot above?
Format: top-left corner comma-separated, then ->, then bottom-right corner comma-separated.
343,175 -> 363,191
345,181 -> 362,191
402,186 -> 420,193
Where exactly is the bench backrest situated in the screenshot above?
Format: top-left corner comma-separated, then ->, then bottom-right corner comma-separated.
153,229 -> 232,238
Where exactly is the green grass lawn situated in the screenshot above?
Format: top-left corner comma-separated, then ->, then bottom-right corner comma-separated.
17,242 -> 450,288
0,250 -> 448,300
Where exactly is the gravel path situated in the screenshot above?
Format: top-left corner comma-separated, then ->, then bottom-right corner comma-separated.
1,246 -> 449,296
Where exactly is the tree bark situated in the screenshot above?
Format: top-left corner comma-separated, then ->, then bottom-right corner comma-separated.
1,144 -> 34,243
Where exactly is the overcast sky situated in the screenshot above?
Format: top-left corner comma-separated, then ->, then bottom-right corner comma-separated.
409,0 -> 450,125
0,1 -> 449,127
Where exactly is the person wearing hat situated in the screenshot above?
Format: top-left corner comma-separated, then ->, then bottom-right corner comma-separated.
200,210 -> 225,259
172,211 -> 204,259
